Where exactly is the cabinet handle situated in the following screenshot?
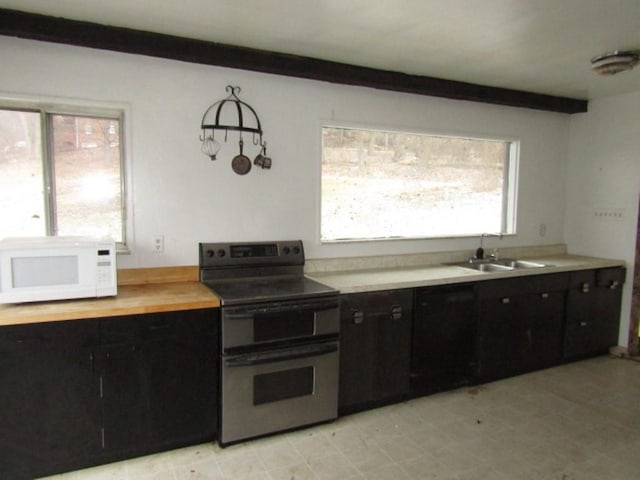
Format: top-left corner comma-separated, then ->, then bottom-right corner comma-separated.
581,282 -> 590,293
540,292 -> 549,299
148,323 -> 171,331
353,310 -> 364,325
609,280 -> 619,290
390,304 -> 403,320
501,297 -> 510,304
579,321 -> 588,327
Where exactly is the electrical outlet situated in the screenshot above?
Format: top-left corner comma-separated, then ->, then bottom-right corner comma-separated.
152,235 -> 164,253
539,223 -> 546,237
593,208 -> 625,221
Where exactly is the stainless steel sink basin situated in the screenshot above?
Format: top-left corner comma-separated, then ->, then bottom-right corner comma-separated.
449,261 -> 513,272
449,258 -> 550,272
494,259 -> 549,269
463,262 -> 514,272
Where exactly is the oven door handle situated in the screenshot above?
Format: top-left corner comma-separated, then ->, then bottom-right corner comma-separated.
224,301 -> 339,321
225,342 -> 338,367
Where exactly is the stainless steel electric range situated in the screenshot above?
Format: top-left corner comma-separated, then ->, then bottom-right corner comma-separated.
199,240 -> 340,446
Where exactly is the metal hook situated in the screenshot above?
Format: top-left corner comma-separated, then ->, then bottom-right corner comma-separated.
226,85 -> 241,97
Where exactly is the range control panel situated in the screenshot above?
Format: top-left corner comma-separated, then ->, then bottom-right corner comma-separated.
199,240 -> 304,268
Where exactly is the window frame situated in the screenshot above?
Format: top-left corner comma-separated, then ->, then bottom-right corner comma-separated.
319,122 -> 520,243
0,97 -> 131,252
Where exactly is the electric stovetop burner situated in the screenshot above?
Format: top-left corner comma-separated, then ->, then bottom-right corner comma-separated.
198,240 -> 337,306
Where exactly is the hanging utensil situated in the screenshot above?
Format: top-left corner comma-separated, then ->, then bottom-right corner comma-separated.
201,134 -> 221,161
253,142 -> 272,170
231,139 -> 252,175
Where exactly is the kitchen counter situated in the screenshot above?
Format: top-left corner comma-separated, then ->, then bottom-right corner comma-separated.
0,266 -> 220,327
307,254 -> 626,294
0,252 -> 625,326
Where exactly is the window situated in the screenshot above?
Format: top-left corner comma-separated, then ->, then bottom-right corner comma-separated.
0,106 -> 126,245
321,126 -> 518,242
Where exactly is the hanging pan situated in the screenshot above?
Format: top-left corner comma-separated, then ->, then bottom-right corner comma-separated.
231,139 -> 252,175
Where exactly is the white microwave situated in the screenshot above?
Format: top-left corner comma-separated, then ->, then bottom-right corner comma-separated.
0,236 -> 117,304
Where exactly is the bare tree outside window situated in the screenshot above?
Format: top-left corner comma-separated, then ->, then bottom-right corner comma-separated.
0,107 -> 125,244
321,126 -> 517,242
52,115 -> 123,240
0,110 -> 45,237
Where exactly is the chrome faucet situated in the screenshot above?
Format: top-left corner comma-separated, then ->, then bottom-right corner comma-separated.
475,232 -> 503,260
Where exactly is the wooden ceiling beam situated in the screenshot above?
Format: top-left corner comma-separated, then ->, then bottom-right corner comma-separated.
0,8 -> 588,113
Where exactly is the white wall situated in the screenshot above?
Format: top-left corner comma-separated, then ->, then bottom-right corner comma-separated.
566,91 -> 640,346
0,36 -> 570,268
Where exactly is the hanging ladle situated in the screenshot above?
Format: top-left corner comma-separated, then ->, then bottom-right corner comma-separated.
231,139 -> 252,175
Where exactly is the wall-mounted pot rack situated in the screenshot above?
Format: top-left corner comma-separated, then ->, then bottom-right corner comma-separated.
199,85 -> 271,174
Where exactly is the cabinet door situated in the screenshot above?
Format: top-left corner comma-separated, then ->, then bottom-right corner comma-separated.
524,290 -> 564,371
338,290 -> 412,413
476,274 -> 567,382
564,268 -> 625,359
0,320 -> 101,479
100,309 -> 217,458
338,294 -> 376,411
594,268 -> 625,346
411,285 -> 476,395
477,294 -> 526,382
375,290 -> 413,400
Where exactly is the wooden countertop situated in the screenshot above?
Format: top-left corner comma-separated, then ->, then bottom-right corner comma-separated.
0,267 -> 220,327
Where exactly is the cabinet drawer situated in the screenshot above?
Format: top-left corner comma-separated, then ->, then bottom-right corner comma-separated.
341,289 -> 413,317
416,284 -> 475,308
563,320 -> 614,358
595,267 -> 626,288
476,273 -> 568,299
567,270 -> 596,291
537,273 -> 570,293
476,276 -> 534,299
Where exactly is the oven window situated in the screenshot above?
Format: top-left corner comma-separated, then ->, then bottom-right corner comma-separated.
253,366 -> 314,405
254,312 -> 314,343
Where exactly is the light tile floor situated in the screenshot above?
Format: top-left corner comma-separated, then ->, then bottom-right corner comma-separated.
42,355 -> 640,480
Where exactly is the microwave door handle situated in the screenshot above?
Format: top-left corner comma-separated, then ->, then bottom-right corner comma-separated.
225,343 -> 338,367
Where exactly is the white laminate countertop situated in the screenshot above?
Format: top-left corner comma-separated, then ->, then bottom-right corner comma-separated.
306,254 -> 626,294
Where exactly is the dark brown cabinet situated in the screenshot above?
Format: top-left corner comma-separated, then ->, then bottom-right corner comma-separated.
338,289 -> 413,413
0,320 -> 101,480
564,267 -> 625,359
411,284 -> 476,395
0,308 -> 218,479
99,309 -> 218,460
476,273 -> 568,383
0,265 -> 627,477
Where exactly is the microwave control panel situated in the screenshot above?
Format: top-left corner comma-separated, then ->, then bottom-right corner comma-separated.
95,242 -> 117,295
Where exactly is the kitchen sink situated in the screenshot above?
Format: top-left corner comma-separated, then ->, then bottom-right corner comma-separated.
449,258 -> 550,272
458,262 -> 514,272
494,259 -> 549,269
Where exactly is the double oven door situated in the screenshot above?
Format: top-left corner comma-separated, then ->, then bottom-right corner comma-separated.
219,296 -> 340,445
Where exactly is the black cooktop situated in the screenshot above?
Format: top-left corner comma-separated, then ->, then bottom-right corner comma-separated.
202,275 -> 337,306
199,240 -> 337,306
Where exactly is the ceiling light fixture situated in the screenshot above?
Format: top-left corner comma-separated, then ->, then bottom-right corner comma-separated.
591,50 -> 640,75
